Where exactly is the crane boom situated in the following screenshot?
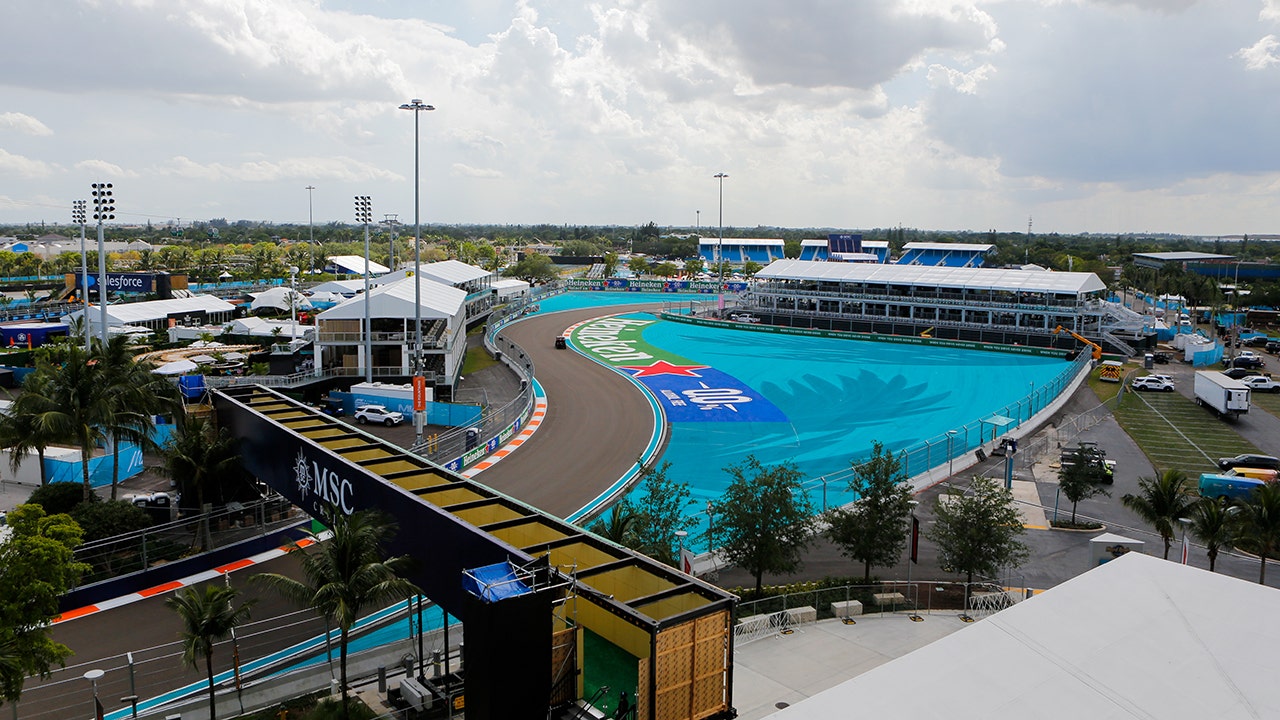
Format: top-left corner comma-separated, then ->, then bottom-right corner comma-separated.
1052,325 -> 1102,361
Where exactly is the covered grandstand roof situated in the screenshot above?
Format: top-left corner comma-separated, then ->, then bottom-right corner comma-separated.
800,239 -> 889,247
1133,251 -> 1235,262
698,238 -> 784,246
63,295 -> 236,326
418,259 -> 492,286
315,275 -> 466,321
756,259 -> 1107,294
901,242 -> 995,252
769,552 -> 1280,720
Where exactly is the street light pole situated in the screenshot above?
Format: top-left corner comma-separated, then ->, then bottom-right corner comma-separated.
905,500 -> 921,621
356,196 -> 373,383
400,98 -> 435,444
705,501 -> 714,553
946,429 -> 957,480
289,266 -> 299,343
83,668 -> 104,719
90,183 -> 115,346
383,213 -> 399,271
306,185 -> 316,275
675,530 -> 688,573
714,172 -> 727,313
72,200 -> 89,350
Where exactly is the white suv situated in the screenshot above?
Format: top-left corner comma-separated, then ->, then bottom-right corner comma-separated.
354,404 -> 405,426
1131,375 -> 1175,392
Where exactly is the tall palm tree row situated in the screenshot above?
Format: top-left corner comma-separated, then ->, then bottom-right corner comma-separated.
0,337 -> 179,501
253,508 -> 418,720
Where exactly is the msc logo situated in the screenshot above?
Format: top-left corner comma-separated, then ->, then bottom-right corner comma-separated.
293,450 -> 356,515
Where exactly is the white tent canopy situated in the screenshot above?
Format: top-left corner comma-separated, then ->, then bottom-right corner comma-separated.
316,276 -> 466,322
153,359 -> 198,375
307,280 -> 366,297
249,287 -> 312,312
327,255 -> 390,275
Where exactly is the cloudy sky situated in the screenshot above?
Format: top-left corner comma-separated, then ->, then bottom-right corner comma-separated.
2,0 -> 1279,236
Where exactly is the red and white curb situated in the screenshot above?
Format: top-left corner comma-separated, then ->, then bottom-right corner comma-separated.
54,532 -> 331,624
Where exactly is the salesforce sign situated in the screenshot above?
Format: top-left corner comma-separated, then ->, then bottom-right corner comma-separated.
79,273 -> 156,293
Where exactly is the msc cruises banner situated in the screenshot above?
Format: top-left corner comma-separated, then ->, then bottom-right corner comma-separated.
570,315 -> 787,423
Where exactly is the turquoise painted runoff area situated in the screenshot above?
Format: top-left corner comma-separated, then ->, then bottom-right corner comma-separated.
633,318 -> 1070,520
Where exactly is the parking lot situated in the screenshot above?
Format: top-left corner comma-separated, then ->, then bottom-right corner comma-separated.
1113,389 -> 1258,478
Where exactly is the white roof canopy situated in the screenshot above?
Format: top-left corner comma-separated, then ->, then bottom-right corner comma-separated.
770,552 -> 1280,719
316,275 -> 466,322
327,255 -> 390,275
63,295 -> 236,326
755,259 -> 1107,295
417,260 -> 492,286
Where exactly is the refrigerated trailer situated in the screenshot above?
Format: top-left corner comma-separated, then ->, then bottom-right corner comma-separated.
1194,371 -> 1251,420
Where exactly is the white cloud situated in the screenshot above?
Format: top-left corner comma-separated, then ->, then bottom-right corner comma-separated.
1261,0 -> 1280,22
0,112 -> 52,136
157,155 -> 402,183
75,159 -> 138,178
451,164 -> 503,179
0,148 -> 56,178
1236,34 -> 1280,69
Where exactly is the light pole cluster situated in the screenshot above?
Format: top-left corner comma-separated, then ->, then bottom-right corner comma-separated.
72,200 -> 89,349
383,213 -> 399,271
91,182 -> 115,345
355,195 -> 374,383
400,98 -> 435,444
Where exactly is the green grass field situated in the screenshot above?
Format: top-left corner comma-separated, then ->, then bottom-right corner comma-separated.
1110,388 -> 1260,478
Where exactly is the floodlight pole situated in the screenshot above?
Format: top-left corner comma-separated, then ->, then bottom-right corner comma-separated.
90,183 -> 115,345
714,173 -> 727,313
400,98 -> 435,444
905,499 -> 921,620
356,196 -> 373,382
306,185 -> 316,275
72,200 -> 89,349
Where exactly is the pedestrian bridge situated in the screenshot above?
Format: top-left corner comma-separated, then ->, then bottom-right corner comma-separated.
214,384 -> 736,720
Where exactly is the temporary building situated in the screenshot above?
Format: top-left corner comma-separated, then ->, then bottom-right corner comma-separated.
249,287 -> 312,313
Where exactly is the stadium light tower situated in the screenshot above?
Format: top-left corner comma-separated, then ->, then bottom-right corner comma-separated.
72,200 -> 89,349
399,98 -> 435,444
356,195 -> 373,383
91,183 -> 115,345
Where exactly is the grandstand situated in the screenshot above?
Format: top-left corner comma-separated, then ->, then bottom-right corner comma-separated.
798,238 -> 890,262
742,259 -> 1152,355
698,237 -> 785,266
895,242 -> 995,268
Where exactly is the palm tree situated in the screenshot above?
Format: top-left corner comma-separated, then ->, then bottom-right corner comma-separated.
15,345 -> 112,501
587,502 -> 638,546
1234,483 -> 1280,584
161,417 -> 243,551
253,509 -> 418,719
1185,497 -> 1240,572
94,335 -> 181,499
166,583 -> 253,720
0,372 -> 55,485
1121,469 -> 1197,560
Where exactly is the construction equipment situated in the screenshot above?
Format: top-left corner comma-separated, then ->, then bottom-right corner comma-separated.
1052,325 -> 1103,361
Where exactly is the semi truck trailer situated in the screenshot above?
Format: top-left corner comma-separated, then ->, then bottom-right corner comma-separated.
1194,371 -> 1251,420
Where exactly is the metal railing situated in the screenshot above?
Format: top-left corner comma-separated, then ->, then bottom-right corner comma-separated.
72,495 -> 303,587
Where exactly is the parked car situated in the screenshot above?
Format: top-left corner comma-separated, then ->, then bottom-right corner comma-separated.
1230,354 -> 1265,370
354,404 -> 404,426
1222,367 -> 1268,380
730,313 -> 761,323
1267,340 -> 1280,354
1152,351 -> 1171,364
1059,442 -> 1115,484
1217,453 -> 1280,472
1239,375 -> 1280,393
1131,375 -> 1175,392
1243,336 -> 1271,347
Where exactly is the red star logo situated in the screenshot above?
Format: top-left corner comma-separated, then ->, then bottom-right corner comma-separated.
619,360 -> 709,377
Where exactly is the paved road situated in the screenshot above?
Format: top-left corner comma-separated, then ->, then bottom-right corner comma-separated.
19,552 -> 327,720
473,303 -> 669,519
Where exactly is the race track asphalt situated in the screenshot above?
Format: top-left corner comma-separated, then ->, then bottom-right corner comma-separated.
473,302 -> 669,519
